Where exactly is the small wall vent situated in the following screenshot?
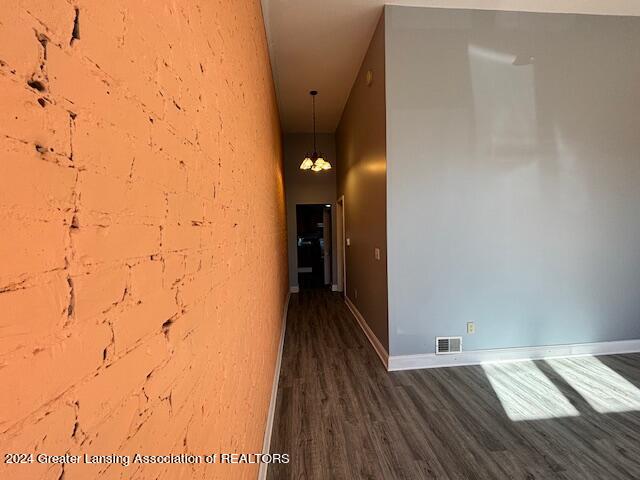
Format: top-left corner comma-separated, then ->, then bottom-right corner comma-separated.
436,336 -> 462,354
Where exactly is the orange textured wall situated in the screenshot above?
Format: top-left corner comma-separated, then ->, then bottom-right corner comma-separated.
0,0 -> 287,479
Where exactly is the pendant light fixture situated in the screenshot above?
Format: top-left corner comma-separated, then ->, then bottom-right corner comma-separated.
300,90 -> 331,172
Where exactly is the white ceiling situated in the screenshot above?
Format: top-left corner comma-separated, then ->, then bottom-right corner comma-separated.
261,0 -> 640,133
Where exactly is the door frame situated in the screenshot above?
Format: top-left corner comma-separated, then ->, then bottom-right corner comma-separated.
336,195 -> 346,293
322,206 -> 332,285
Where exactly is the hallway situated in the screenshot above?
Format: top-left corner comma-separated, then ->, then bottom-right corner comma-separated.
268,290 -> 640,479
3,3 -> 640,479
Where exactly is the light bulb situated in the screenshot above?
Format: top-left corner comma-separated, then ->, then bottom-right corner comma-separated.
300,157 -> 313,170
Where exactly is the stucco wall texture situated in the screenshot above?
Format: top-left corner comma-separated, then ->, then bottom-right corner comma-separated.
0,1 -> 287,479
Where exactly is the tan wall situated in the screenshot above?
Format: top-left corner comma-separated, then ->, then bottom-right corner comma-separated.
0,1 -> 287,479
336,14 -> 388,350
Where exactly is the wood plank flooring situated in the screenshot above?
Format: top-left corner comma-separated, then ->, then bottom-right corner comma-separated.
267,289 -> 640,480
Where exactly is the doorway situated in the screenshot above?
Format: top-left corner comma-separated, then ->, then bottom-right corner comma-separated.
296,204 -> 332,289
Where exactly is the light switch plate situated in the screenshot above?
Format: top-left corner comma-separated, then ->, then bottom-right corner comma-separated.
346,238 -> 351,246
374,248 -> 380,260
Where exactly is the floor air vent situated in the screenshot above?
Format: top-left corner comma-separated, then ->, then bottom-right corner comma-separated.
436,336 -> 462,354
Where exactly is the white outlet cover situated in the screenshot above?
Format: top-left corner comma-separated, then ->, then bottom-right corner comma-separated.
346,238 -> 351,246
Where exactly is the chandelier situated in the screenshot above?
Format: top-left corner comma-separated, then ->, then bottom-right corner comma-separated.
300,90 -> 331,172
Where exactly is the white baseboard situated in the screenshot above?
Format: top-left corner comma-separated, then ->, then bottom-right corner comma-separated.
289,286 -> 299,293
388,338 -> 640,371
331,284 -> 339,292
258,291 -> 290,480
344,296 -> 389,369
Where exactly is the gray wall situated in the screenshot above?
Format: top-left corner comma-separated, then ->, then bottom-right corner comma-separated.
336,15 -> 389,350
386,6 -> 640,355
283,133 -> 337,289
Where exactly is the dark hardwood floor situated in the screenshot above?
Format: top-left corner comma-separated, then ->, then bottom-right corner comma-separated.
267,289 -> 640,480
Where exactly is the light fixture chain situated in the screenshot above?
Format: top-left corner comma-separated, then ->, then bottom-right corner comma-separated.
312,93 -> 317,153
300,90 -> 330,171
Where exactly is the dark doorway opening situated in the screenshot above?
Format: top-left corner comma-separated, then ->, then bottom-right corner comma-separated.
296,204 -> 332,289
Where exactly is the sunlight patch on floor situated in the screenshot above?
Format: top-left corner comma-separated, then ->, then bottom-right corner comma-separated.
546,356 -> 640,414
482,361 -> 580,421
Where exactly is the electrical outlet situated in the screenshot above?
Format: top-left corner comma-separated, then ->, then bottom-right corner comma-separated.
346,238 -> 351,246
374,248 -> 380,260
467,322 -> 475,334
